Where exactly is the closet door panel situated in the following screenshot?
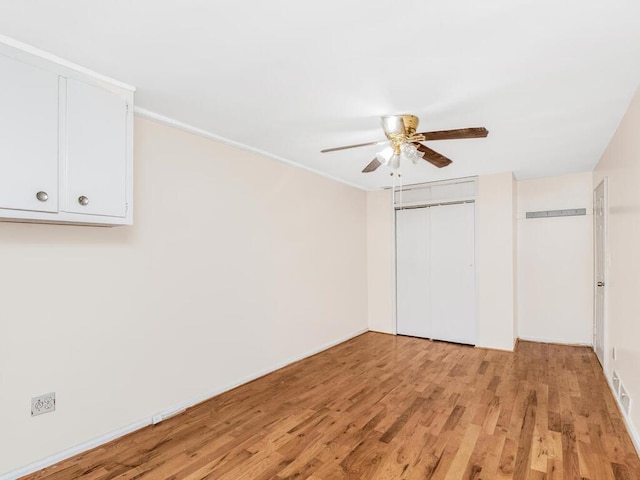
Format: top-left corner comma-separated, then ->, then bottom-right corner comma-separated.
395,208 -> 431,338
429,203 -> 476,345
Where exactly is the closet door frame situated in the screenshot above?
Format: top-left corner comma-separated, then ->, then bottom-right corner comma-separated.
392,178 -> 479,343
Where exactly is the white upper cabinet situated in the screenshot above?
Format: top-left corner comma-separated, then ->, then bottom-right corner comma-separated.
0,38 -> 134,226
65,78 -> 128,218
0,54 -> 59,213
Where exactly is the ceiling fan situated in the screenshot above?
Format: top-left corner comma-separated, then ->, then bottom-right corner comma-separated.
321,114 -> 488,173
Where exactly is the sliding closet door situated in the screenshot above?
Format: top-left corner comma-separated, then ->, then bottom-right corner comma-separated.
396,202 -> 476,344
396,207 -> 431,338
429,203 -> 476,345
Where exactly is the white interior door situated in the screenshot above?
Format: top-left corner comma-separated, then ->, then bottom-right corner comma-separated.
594,180 -> 606,365
429,203 -> 476,345
396,208 -> 431,338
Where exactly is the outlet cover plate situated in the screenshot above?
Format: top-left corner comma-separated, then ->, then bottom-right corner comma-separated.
31,392 -> 55,416
620,384 -> 631,416
613,371 -> 621,395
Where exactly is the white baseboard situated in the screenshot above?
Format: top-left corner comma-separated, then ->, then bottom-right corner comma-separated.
0,418 -> 149,480
605,375 -> 640,456
0,328 -> 368,480
517,335 -> 592,346
367,327 -> 395,335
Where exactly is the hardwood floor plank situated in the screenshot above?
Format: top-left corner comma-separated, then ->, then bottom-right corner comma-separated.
19,333 -> 640,480
513,389 -> 538,479
442,424 -> 482,478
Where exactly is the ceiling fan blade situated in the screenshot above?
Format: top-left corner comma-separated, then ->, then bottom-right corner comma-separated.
362,158 -> 382,173
415,127 -> 488,141
414,143 -> 453,168
321,140 -> 386,153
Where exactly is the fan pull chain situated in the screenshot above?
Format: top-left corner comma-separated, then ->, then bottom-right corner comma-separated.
390,169 -> 403,209
391,171 -> 396,210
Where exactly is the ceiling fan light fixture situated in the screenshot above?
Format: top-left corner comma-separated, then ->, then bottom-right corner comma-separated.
401,143 -> 423,164
376,146 -> 395,166
384,153 -> 400,171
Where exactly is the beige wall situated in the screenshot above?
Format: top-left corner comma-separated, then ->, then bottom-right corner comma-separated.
366,189 -> 394,333
594,85 -> 640,441
2,107 -> 622,475
517,172 -> 594,344
476,172 -> 517,350
0,117 -> 368,475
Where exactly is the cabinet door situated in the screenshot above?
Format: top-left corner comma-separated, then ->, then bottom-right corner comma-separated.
0,54 -> 59,213
65,78 -> 127,217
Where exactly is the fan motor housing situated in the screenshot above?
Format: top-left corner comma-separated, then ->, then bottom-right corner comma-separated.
382,114 -> 419,138
400,114 -> 419,135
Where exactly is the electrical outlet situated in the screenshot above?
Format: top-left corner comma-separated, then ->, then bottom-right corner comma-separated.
613,371 -> 621,395
612,347 -> 616,360
620,384 -> 631,416
31,392 -> 55,417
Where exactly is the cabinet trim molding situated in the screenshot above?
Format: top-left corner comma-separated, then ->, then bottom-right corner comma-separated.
0,33 -> 135,92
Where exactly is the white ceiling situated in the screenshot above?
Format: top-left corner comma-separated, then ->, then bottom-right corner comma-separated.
0,0 -> 639,190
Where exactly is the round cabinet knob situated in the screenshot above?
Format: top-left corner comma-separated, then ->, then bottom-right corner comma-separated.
36,191 -> 49,202
78,196 -> 89,206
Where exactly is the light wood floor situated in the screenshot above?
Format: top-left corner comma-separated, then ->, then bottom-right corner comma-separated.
23,333 -> 640,480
